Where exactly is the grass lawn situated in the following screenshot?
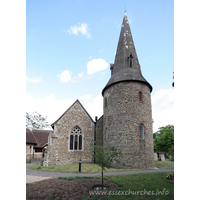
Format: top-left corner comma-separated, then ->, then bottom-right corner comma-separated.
106,172 -> 174,200
27,163 -> 155,173
27,161 -> 174,173
155,160 -> 174,169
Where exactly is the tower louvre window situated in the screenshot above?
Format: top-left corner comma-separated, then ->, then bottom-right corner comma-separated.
128,51 -> 133,67
140,123 -> 144,139
70,126 -> 82,150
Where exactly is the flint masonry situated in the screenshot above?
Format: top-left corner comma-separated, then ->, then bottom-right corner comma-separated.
45,12 -> 155,169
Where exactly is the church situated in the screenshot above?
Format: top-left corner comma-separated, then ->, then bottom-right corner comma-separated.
45,12 -> 155,169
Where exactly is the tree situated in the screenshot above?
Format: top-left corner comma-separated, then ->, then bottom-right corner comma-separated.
91,142 -> 122,190
153,125 -> 174,159
26,111 -> 51,130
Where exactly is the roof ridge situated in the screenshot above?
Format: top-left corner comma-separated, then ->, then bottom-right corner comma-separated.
76,99 -> 95,123
51,99 -> 94,127
30,129 -> 38,144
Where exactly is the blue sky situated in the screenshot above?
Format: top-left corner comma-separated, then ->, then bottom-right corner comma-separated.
26,0 -> 174,132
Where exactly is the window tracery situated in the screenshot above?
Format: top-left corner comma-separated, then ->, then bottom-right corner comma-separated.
70,126 -> 82,150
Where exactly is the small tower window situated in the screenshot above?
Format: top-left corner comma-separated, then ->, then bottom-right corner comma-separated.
70,126 -> 82,150
140,123 -> 144,139
104,97 -> 107,107
139,91 -> 143,102
106,128 -> 108,140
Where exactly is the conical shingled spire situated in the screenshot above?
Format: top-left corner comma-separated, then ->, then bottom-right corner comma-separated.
102,13 -> 152,95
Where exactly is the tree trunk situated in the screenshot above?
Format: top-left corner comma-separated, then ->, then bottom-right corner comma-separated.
101,167 -> 103,190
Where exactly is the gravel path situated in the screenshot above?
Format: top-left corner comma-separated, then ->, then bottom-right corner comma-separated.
26,175 -> 52,183
26,164 -> 174,183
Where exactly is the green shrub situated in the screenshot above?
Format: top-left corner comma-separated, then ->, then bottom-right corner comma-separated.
166,173 -> 174,180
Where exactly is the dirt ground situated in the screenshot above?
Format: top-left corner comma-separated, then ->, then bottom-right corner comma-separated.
26,178 -> 118,200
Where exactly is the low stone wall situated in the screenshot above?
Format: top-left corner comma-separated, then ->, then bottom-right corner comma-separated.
34,152 -> 42,159
26,153 -> 43,163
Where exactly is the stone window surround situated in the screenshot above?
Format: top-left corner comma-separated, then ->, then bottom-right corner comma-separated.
137,90 -> 144,103
138,122 -> 146,140
69,126 -> 84,151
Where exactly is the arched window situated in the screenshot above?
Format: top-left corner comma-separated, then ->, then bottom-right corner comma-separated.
139,123 -> 144,139
139,91 -> 142,102
104,97 -> 107,107
70,126 -> 82,150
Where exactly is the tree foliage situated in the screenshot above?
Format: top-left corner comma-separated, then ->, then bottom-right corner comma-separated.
26,111 -> 51,130
153,125 -> 174,158
91,142 -> 122,190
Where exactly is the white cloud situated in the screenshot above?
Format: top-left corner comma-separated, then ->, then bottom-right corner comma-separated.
78,73 -> 84,78
65,23 -> 91,39
26,75 -> 42,83
26,93 -> 103,126
87,58 -> 108,75
83,94 -> 103,120
80,95 -> 92,100
152,88 -> 174,132
58,70 -> 72,83
26,93 -> 74,125
152,89 -> 174,104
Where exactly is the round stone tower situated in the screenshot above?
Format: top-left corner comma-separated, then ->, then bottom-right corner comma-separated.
102,12 -> 154,169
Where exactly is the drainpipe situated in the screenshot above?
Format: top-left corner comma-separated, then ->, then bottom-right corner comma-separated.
94,116 -> 98,164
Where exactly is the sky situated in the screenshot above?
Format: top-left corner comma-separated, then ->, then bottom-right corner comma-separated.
26,0 -> 174,132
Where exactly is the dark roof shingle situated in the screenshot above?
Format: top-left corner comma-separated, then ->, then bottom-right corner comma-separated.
102,13 -> 152,95
26,128 -> 53,148
32,129 -> 53,148
26,128 -> 37,144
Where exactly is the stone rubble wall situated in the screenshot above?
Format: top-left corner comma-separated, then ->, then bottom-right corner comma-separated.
95,116 -> 103,147
103,82 -> 155,169
46,101 -> 95,166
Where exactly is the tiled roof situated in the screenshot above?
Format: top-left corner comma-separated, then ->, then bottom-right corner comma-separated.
26,128 -> 37,144
32,129 -> 53,148
26,128 -> 53,148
